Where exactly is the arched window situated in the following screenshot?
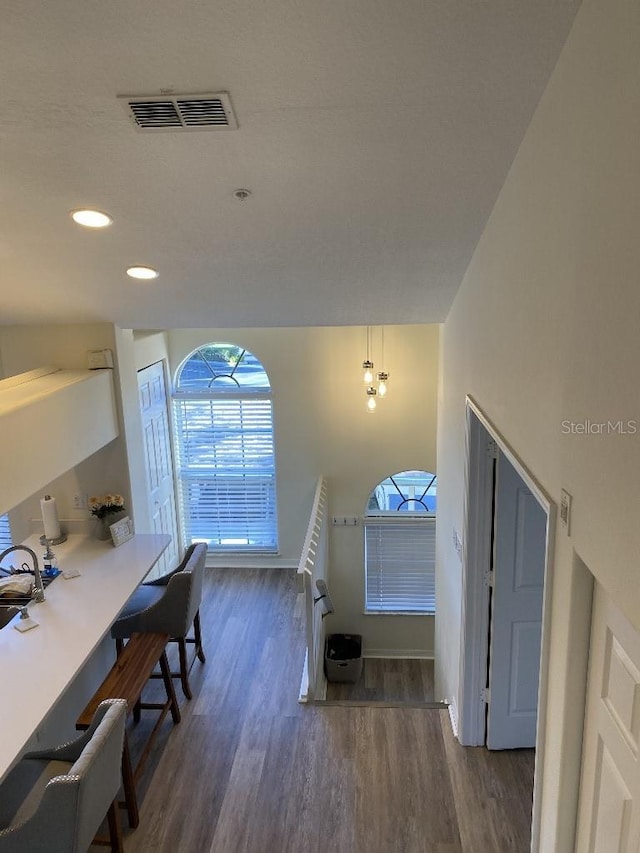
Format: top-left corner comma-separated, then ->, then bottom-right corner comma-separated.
173,343 -> 278,553
364,470 -> 437,613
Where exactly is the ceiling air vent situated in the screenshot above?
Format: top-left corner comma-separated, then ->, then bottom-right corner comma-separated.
119,92 -> 238,132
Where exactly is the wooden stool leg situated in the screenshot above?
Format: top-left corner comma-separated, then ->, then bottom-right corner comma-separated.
121,734 -> 139,828
194,610 -> 206,663
107,798 -> 124,853
177,639 -> 192,700
159,650 -> 181,723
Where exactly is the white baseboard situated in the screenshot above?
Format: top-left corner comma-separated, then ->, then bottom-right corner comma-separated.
299,650 -> 328,703
363,649 -> 434,659
298,650 -> 310,704
206,557 -> 298,570
447,699 -> 459,738
314,670 -> 328,701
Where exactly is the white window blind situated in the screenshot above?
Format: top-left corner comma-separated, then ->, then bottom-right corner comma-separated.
364,517 -> 436,613
0,514 -> 12,550
174,394 -> 277,553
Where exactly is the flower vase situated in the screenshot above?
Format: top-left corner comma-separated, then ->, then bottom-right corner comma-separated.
94,517 -> 112,541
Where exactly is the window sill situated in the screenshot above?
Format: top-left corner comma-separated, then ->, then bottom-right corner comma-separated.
363,610 -> 435,617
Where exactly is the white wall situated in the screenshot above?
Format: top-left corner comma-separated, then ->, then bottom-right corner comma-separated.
0,324 -> 114,376
436,0 -> 640,848
133,330 -> 170,373
169,325 -> 439,656
0,324 -> 132,539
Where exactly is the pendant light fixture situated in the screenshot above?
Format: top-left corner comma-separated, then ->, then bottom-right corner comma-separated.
366,386 -> 377,412
362,326 -> 374,384
376,326 -> 389,397
361,326 -> 391,412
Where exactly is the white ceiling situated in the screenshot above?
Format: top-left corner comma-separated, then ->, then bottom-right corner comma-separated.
0,0 -> 580,329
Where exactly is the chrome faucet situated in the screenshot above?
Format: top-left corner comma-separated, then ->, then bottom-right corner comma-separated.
0,546 -> 45,603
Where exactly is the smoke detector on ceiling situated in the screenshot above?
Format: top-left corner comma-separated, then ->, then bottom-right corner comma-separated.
119,92 -> 238,132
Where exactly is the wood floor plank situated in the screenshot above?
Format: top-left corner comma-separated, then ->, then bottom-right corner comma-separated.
389,709 -> 458,847
284,708 -> 356,853
326,657 -> 438,704
209,746 -> 267,853
91,568 -> 534,853
439,711 -> 534,853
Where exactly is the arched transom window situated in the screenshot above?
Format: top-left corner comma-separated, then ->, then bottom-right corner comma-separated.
364,470 -> 437,613
173,343 -> 278,553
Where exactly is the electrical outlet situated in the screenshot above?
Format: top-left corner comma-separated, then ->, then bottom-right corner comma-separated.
72,493 -> 88,510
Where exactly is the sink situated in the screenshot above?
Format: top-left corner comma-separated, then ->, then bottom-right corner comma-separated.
0,573 -> 58,608
0,605 -> 21,630
0,573 -> 59,628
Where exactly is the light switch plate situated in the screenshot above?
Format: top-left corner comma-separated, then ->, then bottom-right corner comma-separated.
452,527 -> 462,563
560,489 -> 572,535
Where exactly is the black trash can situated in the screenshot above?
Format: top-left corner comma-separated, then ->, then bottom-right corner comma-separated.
325,633 -> 363,683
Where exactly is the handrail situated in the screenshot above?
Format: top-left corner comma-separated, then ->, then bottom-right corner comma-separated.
298,477 -> 329,702
297,477 -> 327,577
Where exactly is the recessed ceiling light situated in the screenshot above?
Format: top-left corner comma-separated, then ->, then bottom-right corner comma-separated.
70,209 -> 113,228
126,265 -> 158,280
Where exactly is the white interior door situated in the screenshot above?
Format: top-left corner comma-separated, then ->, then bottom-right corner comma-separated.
575,583 -> 640,852
138,361 -> 179,578
486,451 -> 545,750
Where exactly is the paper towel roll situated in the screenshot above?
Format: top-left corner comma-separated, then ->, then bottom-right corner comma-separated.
41,495 -> 61,541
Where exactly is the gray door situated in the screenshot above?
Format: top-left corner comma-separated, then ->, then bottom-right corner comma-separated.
486,452 -> 545,749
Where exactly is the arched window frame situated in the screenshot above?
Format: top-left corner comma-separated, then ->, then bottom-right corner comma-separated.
172,343 -> 278,554
364,470 -> 437,614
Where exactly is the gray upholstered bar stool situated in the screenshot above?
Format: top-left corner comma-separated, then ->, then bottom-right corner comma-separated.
110,543 -> 207,700
0,699 -> 127,853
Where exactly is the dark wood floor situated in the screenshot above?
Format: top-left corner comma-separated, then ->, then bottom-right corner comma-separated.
94,568 -> 534,853
325,656 -> 440,704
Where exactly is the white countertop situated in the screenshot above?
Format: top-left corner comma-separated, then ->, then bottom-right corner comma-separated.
0,532 -> 170,782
